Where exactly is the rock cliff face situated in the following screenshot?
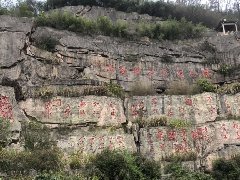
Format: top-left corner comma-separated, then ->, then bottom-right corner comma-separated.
1,6 -> 240,171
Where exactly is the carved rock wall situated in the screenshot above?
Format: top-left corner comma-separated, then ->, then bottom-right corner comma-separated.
1,12 -> 240,170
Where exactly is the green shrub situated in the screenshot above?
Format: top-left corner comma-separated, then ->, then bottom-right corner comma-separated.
164,152 -> 197,162
0,7 -> 10,15
85,149 -> 161,180
136,22 -> 155,39
69,151 -> 92,170
218,64 -> 232,76
165,162 -> 213,180
0,148 -> 62,176
34,35 -> 59,52
13,1 -> 35,17
0,118 -> 10,149
21,121 -> 56,151
137,116 -> 168,128
26,148 -> 63,173
112,20 -> 128,37
0,150 -> 30,175
96,16 -> 113,36
196,78 -> 216,93
35,11 -> 206,41
35,171 -> 85,180
135,153 -> 162,180
45,0 -> 224,29
212,155 -> 240,180
105,82 -> 125,98
168,119 -> 191,129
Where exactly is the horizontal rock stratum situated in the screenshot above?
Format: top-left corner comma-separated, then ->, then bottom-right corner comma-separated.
1,8 -> 240,171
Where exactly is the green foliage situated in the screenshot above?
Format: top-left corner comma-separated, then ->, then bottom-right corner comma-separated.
25,148 -> 63,173
1,0 -> 42,17
160,18 -> 206,40
0,120 -> 62,176
45,0 -> 225,28
105,82 -> 125,98
212,155 -> 240,180
134,154 -> 162,180
32,85 -> 108,99
0,148 -> 62,176
218,64 -> 232,76
168,119 -> 191,129
14,1 -> 35,17
0,7 -> 10,15
69,151 -> 92,170
0,150 -> 31,175
137,116 -> 168,128
34,35 -> 59,52
35,171 -> 85,180
96,16 -> 113,36
136,116 -> 192,129
0,118 -> 10,149
35,11 -> 206,41
135,18 -> 206,40
21,121 -> 56,151
165,162 -> 213,180
85,149 -> 161,180
113,20 -> 128,37
196,78 -> 216,93
164,152 -> 197,162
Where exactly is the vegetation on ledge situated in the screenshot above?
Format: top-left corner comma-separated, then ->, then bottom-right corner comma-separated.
35,11 -> 206,41
44,0 -> 237,29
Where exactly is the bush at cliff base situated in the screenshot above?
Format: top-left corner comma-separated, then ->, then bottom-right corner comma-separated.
84,149 -> 161,180
212,155 -> 240,180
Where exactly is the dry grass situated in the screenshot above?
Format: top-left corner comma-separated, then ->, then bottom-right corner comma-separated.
165,81 -> 200,95
130,81 -> 156,96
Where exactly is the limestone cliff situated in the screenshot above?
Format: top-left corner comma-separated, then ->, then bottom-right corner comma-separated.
1,6 -> 240,171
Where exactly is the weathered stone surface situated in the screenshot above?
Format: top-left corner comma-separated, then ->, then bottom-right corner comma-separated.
205,145 -> 240,170
127,93 -> 218,124
30,25 -> 238,92
1,10 -> 240,167
0,65 -> 21,82
20,96 -> 126,126
56,128 -> 136,153
0,15 -> 32,33
19,58 -> 80,86
0,32 -> 26,67
25,85 -> 107,99
219,93 -> 240,117
0,86 -> 24,138
139,120 -> 240,164
0,16 -> 32,68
